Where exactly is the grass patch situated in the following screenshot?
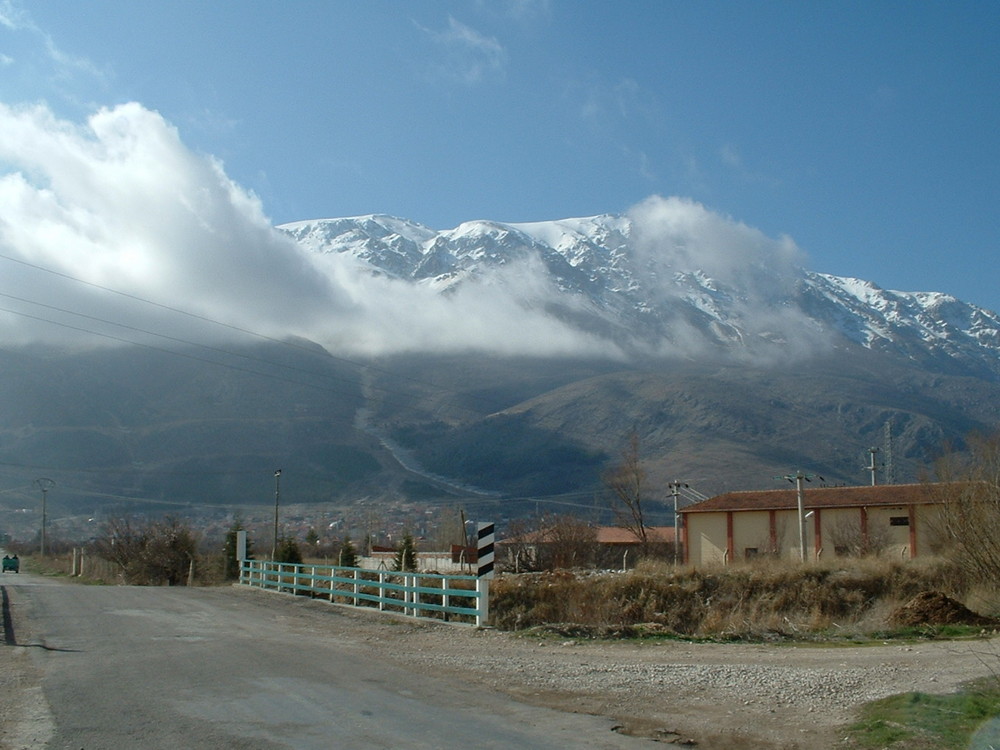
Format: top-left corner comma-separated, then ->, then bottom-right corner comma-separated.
869,624 -> 994,641
847,680 -> 1000,749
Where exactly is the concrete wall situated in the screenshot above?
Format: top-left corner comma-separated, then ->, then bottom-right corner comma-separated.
359,552 -> 474,574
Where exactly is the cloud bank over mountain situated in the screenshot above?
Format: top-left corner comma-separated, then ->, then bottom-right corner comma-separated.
0,102 -> 617,355
0,100 -> 862,362
0,101 -> 343,346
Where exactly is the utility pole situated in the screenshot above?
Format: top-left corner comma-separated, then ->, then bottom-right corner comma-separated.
775,471 -> 823,562
667,481 -> 688,566
271,469 -> 282,560
34,478 -> 54,556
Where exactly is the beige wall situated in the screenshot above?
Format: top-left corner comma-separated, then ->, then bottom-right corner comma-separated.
687,513 -> 728,566
731,511 -> 774,559
685,504 -> 944,567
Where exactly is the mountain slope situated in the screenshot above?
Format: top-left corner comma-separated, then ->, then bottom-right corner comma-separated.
1,206 -> 998,532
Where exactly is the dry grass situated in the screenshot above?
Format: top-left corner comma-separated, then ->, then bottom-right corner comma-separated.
489,556 -> 972,638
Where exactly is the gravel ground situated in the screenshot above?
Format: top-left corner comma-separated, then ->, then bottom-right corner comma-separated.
5,584 -> 1000,749
325,595 -> 1000,749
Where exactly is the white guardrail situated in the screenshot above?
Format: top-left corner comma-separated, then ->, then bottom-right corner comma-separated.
239,559 -> 490,627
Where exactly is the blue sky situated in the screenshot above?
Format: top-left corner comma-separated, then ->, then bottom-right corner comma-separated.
1,0 -> 999,319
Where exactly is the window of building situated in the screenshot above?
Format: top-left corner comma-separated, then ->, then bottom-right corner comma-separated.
889,516 -> 910,526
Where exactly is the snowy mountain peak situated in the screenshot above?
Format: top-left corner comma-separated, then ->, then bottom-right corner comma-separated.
278,210 -> 1000,378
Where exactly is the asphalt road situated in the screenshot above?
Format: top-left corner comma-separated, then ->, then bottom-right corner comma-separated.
1,571 -> 645,749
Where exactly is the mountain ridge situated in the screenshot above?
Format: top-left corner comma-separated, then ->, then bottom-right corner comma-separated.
280,210 -> 1000,379
1,206 -> 997,536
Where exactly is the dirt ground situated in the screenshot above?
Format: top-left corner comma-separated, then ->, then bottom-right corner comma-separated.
246,588 -> 1000,749
5,583 -> 1000,749
372,618 -> 1000,748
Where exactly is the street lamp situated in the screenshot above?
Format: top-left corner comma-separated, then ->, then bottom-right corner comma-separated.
271,469 -> 282,560
34,478 -> 54,556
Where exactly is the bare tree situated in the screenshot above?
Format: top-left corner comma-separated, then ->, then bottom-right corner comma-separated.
94,516 -> 197,585
499,514 -> 598,571
602,431 -> 650,549
93,517 -> 145,572
539,514 -> 598,569
931,432 -> 1000,584
500,517 -> 541,572
826,515 -> 889,557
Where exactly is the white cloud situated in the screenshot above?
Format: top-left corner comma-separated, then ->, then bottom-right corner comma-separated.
419,16 -> 508,85
0,101 -> 344,346
492,0 -> 552,24
0,101 -> 615,359
0,0 -> 26,30
719,143 -> 743,170
0,1 -> 103,80
628,195 -> 805,287
0,102 -> 826,363
314,253 -> 617,358
626,195 -> 825,360
578,76 -> 648,130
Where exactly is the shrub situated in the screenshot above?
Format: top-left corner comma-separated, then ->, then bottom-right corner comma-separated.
93,516 -> 197,586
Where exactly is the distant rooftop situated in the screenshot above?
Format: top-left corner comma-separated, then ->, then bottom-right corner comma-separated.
678,483 -> 955,514
500,526 -> 675,545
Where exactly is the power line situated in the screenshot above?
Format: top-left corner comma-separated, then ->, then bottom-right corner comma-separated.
0,254 -> 637,510
0,251 -> 513,415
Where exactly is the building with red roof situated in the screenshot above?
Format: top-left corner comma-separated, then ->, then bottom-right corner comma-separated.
677,482 -> 953,566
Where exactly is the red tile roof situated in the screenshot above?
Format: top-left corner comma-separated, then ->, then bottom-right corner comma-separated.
500,526 -> 675,545
595,526 -> 675,544
678,483 -> 954,514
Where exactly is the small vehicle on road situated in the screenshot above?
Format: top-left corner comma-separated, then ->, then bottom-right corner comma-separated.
2,554 -> 19,573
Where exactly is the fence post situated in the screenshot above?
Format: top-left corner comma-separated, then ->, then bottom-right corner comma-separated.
441,577 -> 450,622
476,522 -> 495,627
353,568 -> 360,606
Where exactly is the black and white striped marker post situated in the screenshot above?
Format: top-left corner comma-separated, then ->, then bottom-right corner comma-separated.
476,522 -> 494,626
477,522 -> 495,579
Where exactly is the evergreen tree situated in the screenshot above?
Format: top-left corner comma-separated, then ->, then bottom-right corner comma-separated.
275,536 -> 303,565
339,536 -> 358,568
393,532 -> 417,572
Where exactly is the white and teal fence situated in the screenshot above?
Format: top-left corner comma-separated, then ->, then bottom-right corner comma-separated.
239,559 -> 490,626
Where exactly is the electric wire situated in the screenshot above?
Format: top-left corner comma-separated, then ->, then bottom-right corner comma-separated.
0,251 -> 623,516
0,251 -> 515,414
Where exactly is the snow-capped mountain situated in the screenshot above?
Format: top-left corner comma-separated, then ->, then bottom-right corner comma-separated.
280,212 -> 1000,379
